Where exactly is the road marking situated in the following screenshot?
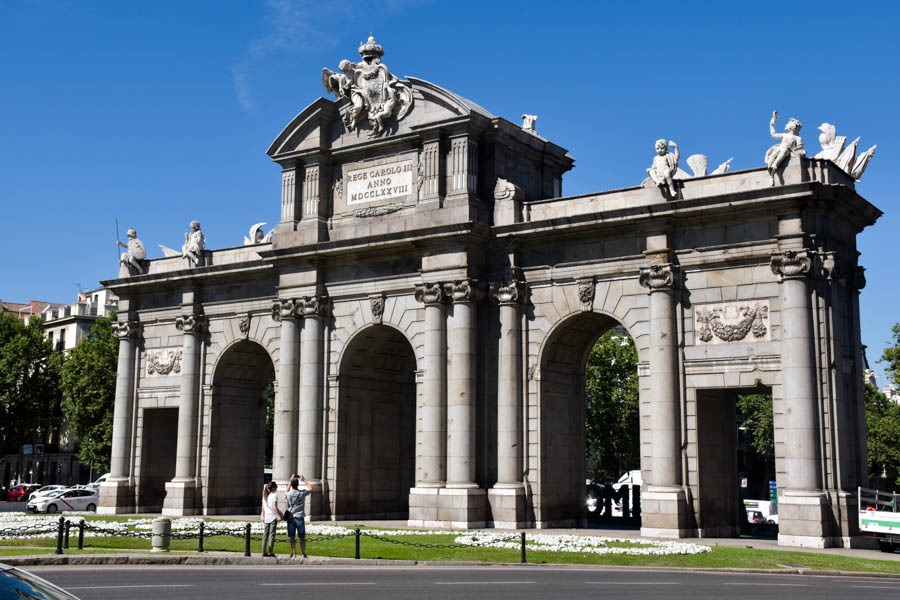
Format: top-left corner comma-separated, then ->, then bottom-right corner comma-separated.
586,581 -> 678,585
262,582 -> 376,586
66,585 -> 194,590
850,585 -> 900,589
724,583 -> 809,587
434,581 -> 536,585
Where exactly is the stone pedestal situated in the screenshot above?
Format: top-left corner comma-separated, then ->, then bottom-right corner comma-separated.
162,479 -> 201,516
408,487 -> 486,529
96,478 -> 133,515
487,486 -> 527,528
640,487 -> 692,538
777,490 -> 833,548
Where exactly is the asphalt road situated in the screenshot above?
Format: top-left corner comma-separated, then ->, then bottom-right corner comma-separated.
28,565 -> 900,600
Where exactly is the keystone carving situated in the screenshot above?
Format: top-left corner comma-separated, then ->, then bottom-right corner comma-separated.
369,294 -> 385,323
146,348 -> 183,376
639,263 -> 679,291
239,313 -> 251,339
695,301 -> 770,344
577,278 -> 595,310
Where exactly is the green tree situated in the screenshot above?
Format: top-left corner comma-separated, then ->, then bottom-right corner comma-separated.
865,382 -> 900,488
60,316 -> 118,472
736,393 -> 774,464
0,314 -> 61,455
880,323 -> 900,386
584,329 -> 639,482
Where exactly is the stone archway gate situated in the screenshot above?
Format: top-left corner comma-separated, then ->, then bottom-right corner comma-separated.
98,41 -> 880,549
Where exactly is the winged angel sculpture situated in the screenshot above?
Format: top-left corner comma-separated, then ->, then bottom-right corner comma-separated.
322,36 -> 414,137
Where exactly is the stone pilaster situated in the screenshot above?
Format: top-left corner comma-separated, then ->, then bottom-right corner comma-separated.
98,318 -> 142,514
420,138 -> 442,201
639,263 -> 690,537
445,280 -> 480,488
295,295 -> 327,519
163,310 -> 207,516
272,299 -> 299,483
280,163 -> 300,222
771,249 -> 831,546
449,135 -> 477,196
488,278 -> 527,527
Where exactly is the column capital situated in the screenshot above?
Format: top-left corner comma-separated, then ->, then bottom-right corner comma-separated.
414,281 -> 445,306
444,279 -> 485,304
272,298 -> 297,322
175,313 -> 208,334
639,263 -> 679,291
112,319 -> 142,339
296,295 -> 329,319
489,279 -> 525,305
770,249 -> 814,280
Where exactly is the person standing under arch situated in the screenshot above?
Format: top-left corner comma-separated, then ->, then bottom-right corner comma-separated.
284,475 -> 313,558
260,480 -> 282,557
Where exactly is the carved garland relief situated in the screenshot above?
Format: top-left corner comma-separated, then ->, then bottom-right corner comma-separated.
694,300 -> 770,345
146,348 -> 183,376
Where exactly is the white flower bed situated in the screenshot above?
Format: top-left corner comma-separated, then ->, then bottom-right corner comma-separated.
0,514 -> 709,555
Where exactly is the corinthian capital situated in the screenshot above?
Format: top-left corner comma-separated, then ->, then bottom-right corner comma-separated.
443,279 -> 485,304
639,263 -> 679,291
175,313 -> 208,334
489,280 -> 525,305
770,250 -> 814,280
112,319 -> 142,339
414,282 -> 445,306
296,295 -> 328,318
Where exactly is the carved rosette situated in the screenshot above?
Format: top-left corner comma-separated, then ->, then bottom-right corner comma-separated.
369,294 -> 385,323
175,313 -> 208,334
489,280 -> 525,305
272,298 -> 297,322
577,277 -> 595,310
414,282 -> 445,306
695,301 -> 770,344
296,295 -> 328,319
770,250 -> 814,280
444,279 -> 485,304
112,320 -> 142,339
639,263 -> 679,291
146,348 -> 183,376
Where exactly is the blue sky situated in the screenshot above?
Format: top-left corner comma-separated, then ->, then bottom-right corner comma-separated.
1,0 -> 897,384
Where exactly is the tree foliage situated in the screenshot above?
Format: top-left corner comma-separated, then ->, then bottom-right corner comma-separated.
736,393 -> 774,464
60,316 -> 118,472
0,314 -> 61,454
865,382 -> 900,488
880,323 -> 900,387
584,329 -> 639,482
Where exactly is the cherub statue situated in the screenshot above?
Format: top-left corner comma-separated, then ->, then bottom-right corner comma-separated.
764,110 -> 805,186
117,228 -> 146,275
646,139 -> 680,198
182,220 -> 205,267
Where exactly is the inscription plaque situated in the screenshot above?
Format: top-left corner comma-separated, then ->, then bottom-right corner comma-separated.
346,160 -> 414,205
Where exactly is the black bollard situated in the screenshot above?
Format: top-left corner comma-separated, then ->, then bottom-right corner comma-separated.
520,532 -> 527,563
244,523 -> 251,557
77,519 -> 85,550
55,516 -> 65,555
355,528 -> 361,560
64,520 -> 71,549
198,521 -> 204,553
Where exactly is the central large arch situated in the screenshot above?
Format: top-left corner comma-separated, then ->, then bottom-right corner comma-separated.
537,311 -> 641,527
334,324 -> 416,519
206,340 -> 273,514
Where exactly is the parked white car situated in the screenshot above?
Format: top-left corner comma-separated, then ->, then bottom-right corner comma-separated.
27,485 -> 66,502
26,488 -> 99,513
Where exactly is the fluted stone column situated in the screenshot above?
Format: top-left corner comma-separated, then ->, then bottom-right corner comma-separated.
98,318 -> 141,514
488,278 -> 526,528
414,282 -> 446,487
297,296 -> 326,481
445,280 -> 479,488
272,299 -> 299,483
639,263 -> 688,536
163,311 -> 207,515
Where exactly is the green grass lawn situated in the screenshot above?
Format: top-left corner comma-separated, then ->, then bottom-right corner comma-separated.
2,516 -> 899,575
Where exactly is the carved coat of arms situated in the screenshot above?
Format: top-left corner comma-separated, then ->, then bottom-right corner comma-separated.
322,36 -> 414,137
